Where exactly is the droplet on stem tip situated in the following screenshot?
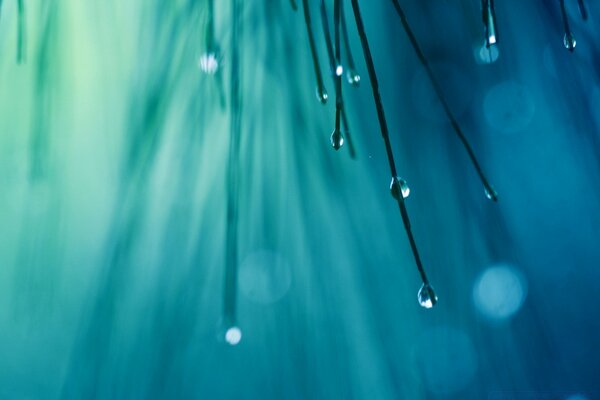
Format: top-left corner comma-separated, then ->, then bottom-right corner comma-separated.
390,176 -> 410,200
331,129 -> 344,150
418,283 -> 438,309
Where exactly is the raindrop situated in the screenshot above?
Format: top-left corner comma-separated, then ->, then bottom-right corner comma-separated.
564,33 -> 576,52
331,129 -> 344,150
390,176 -> 410,200
418,283 -> 438,309
484,186 -> 498,201
316,87 -> 328,104
225,326 -> 242,346
199,52 -> 220,74
346,69 -> 360,85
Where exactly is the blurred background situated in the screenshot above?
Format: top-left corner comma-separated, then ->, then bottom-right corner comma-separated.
1,0 -> 600,399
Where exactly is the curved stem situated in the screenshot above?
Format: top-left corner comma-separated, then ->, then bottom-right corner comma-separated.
390,0 -> 498,201
17,0 -> 26,64
350,0 -> 430,285
301,0 -> 327,102
224,0 -> 242,324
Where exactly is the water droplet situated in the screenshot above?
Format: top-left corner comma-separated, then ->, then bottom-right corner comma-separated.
346,69 -> 361,86
199,52 -> 220,74
225,326 -> 242,346
335,64 -> 344,76
390,176 -> 410,200
564,33 -> 576,52
216,317 -> 242,346
330,129 -> 344,150
418,283 -> 438,309
475,41 -> 500,64
316,87 -> 328,104
484,186 -> 498,201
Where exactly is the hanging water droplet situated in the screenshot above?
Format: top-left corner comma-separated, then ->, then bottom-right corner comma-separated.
418,283 -> 438,309
390,176 -> 410,200
330,129 -> 344,150
335,64 -> 344,77
484,186 -> 498,201
216,317 -> 242,346
316,87 -> 329,104
346,69 -> 361,86
564,33 -> 576,52
225,326 -> 242,346
199,52 -> 220,74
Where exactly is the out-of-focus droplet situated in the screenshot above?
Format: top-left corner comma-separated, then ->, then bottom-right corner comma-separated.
199,52 -> 220,74
475,41 -> 500,64
331,129 -> 344,150
335,64 -> 344,76
473,264 -> 527,321
418,283 -> 438,309
239,250 -> 292,304
564,33 -> 576,52
316,87 -> 328,104
483,81 -> 535,134
484,186 -> 498,201
390,176 -> 410,200
225,326 -> 242,346
346,69 -> 360,86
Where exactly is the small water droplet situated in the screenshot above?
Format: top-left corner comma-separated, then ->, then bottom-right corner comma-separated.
564,33 -> 576,52
331,129 -> 344,150
484,186 -> 498,201
390,176 -> 410,200
418,283 -> 438,309
346,69 -> 360,86
225,326 -> 242,345
316,86 -> 328,104
335,65 -> 344,76
199,52 -> 220,74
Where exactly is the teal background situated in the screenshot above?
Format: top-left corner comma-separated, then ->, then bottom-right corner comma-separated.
1,1 -> 599,399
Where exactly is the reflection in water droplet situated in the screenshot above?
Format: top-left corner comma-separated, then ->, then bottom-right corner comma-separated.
199,52 -> 219,74
390,176 -> 410,200
331,129 -> 344,150
346,69 -> 360,85
475,41 -> 500,64
225,326 -> 242,346
484,186 -> 498,201
564,33 -> 576,52
316,87 -> 328,104
418,283 -> 438,309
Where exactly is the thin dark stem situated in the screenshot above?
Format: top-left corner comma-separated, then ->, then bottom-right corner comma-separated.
206,0 -> 214,48
322,0 -> 356,156
334,0 -> 342,134
290,0 -> 298,11
301,0 -> 327,102
340,0 -> 357,72
224,0 -> 242,324
482,0 -> 498,47
390,0 -> 497,201
350,0 -> 429,285
320,0 -> 336,74
17,0 -> 25,64
341,108 -> 357,159
577,0 -> 588,20
560,0 -> 571,37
